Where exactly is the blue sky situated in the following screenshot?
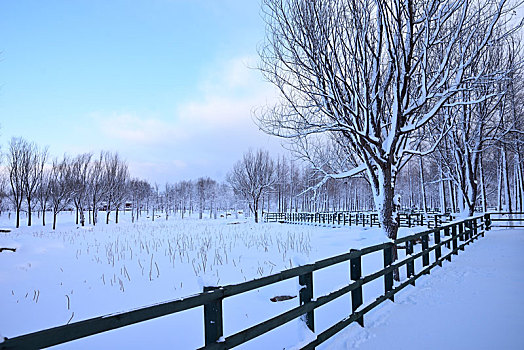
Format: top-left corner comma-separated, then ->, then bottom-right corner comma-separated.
0,0 -> 282,183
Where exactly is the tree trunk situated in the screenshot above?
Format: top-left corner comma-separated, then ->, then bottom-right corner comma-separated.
448,180 -> 456,213
27,200 -> 32,226
372,166 -> 400,281
515,153 -> 523,212
479,153 -> 487,213
497,158 -> 503,211
439,160 -> 447,213
253,198 -> 259,223
93,201 -> 98,226
53,212 -> 57,230
502,147 -> 512,212
419,155 -> 427,213
42,209 -> 46,226
80,209 -> 85,226
374,183 -> 398,240
115,208 -> 119,224
15,208 -> 20,229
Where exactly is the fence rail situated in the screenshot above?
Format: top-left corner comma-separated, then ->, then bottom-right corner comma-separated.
487,212 -> 524,228
264,211 -> 453,228
1,213 -> 513,349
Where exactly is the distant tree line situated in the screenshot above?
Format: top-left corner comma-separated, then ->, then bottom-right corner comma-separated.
0,133 -> 522,229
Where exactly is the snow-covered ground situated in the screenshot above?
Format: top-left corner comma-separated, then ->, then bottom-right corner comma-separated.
0,212 -> 521,349
323,227 -> 524,350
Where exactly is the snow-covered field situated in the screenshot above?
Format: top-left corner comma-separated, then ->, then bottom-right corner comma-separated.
0,212 -> 521,349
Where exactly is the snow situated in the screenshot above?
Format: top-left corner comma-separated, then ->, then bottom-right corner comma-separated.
0,211 -> 389,349
322,228 -> 524,350
1,212 -> 522,349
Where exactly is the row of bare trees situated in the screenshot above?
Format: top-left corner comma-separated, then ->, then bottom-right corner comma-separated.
1,138 -> 131,229
0,137 -> 522,229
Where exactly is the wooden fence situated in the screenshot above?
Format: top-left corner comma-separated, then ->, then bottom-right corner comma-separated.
1,213 -> 514,349
487,212 -> 524,228
264,211 -> 453,228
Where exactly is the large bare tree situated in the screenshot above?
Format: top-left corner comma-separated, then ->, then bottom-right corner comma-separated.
258,0 -> 519,242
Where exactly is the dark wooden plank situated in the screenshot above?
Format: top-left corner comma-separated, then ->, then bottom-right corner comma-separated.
204,286 -> 223,346
0,290 -> 221,350
434,228 -> 441,266
299,272 -> 314,332
406,239 -> 415,285
383,244 -> 394,302
422,234 -> 430,274
350,249 -> 364,327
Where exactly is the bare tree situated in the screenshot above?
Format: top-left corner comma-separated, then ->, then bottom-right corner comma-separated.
6,138 -> 26,228
195,177 -> 217,219
258,0 -> 518,242
88,152 -> 107,226
129,178 -> 150,222
0,171 -> 8,216
71,153 -> 92,226
19,140 -> 48,226
228,149 -> 276,223
103,152 -> 128,224
112,165 -> 129,224
37,168 -> 51,226
49,156 -> 74,230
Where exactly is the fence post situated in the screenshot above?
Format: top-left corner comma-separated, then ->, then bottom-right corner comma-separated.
458,221 -> 464,243
383,243 -> 394,302
422,233 -> 430,274
484,213 -> 491,231
406,239 -> 415,285
434,229 -> 441,266
203,286 -> 223,346
452,225 -> 458,255
350,249 -> 364,327
299,271 -> 315,333
444,226 -> 451,249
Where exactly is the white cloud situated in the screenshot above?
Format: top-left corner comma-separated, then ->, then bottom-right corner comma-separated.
91,112 -> 189,145
89,55 -> 282,182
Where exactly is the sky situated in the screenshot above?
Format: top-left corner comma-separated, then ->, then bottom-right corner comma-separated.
0,0 -> 283,183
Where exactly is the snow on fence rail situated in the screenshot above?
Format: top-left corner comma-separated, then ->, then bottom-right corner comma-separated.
2,213 -> 516,350
264,211 -> 453,228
